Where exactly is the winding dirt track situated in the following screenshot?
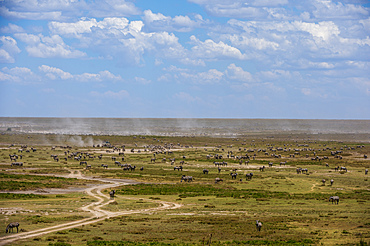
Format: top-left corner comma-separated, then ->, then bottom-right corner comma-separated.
0,170 -> 182,245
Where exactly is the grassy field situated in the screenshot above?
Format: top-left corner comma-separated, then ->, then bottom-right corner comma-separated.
0,132 -> 369,245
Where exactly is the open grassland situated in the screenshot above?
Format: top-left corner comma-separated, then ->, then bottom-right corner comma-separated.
0,132 -> 369,245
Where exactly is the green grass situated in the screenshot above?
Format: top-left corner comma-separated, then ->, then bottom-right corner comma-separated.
0,173 -> 93,191
1,132 -> 369,246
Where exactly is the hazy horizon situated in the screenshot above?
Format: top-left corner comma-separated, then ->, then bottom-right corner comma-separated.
1,116 -> 370,121
2,118 -> 369,138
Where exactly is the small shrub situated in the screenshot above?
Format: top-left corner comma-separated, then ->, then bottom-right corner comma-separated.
48,242 -> 71,246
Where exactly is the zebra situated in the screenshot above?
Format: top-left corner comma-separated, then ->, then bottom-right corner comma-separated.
109,190 -> 115,199
6,222 -> 19,233
340,167 -> 347,172
330,179 -> 334,186
280,161 -> 286,166
215,178 -> 223,184
230,172 -> 237,179
11,162 -> 23,166
329,196 -> 339,204
129,165 -> 136,171
322,179 -> 326,185
256,220 -> 262,231
174,166 -> 183,171
181,175 -> 193,182
245,173 -> 253,180
203,169 -> 209,174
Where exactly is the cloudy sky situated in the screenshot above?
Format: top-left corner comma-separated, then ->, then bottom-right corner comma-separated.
0,0 -> 369,119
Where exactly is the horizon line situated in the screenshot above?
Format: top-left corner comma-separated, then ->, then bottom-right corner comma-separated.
1,116 -> 369,121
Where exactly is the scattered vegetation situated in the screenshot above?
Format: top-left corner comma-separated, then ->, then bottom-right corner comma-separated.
0,132 -> 369,245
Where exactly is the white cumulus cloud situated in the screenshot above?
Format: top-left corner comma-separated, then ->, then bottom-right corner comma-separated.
38,65 -> 73,80
225,64 -> 253,82
0,66 -> 39,83
38,65 -> 122,82
180,68 -> 224,84
0,36 -> 21,63
190,35 -> 246,60
14,33 -> 86,58
143,10 -> 208,32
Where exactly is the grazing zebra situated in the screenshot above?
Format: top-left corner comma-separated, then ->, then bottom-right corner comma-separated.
230,172 -> 237,179
256,220 -> 262,231
181,175 -> 193,182
6,222 -> 19,233
280,161 -> 286,166
11,162 -> 23,166
174,166 -> 183,171
129,165 -> 136,171
215,178 -> 223,184
340,167 -> 347,172
245,172 -> 253,180
329,196 -> 339,204
203,169 -> 209,174
109,190 -> 115,199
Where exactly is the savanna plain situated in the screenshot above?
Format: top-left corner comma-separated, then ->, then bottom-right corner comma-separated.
0,132 -> 369,246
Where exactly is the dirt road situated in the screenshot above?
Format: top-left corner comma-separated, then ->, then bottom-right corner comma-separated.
0,170 -> 182,245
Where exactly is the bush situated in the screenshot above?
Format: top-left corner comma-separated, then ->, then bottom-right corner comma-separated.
48,242 -> 71,246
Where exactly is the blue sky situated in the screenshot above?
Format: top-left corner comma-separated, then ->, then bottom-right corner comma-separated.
0,0 -> 369,119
